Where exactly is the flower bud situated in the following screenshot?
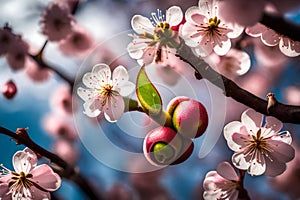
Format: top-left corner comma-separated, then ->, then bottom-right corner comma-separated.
171,137 -> 194,165
168,97 -> 208,139
2,80 -> 17,99
143,126 -> 184,166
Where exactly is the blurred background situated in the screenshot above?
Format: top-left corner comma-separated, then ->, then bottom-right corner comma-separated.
0,0 -> 299,199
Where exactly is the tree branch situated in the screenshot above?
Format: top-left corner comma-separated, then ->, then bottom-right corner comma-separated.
260,12 -> 300,42
0,126 -> 103,200
176,39 -> 300,124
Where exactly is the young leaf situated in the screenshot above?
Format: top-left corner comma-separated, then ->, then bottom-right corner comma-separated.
136,65 -> 162,115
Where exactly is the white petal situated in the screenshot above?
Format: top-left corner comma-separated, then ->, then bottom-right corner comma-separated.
112,65 -> 129,86
82,72 -> 99,88
217,162 -> 239,181
77,87 -> 95,102
232,152 -> 249,170
241,109 -> 262,134
213,39 -> 231,56
261,28 -> 280,46
13,148 -> 37,173
103,95 -> 125,122
279,37 -> 300,57
127,41 -> 148,59
92,63 -> 111,84
83,99 -> 103,117
185,6 -> 201,23
248,156 -> 266,176
271,131 -> 292,144
119,81 -> 135,96
227,23 -> 244,39
265,116 -> 283,133
131,15 -> 154,34
235,50 -> 251,75
166,6 -> 183,26
223,121 -> 243,141
198,0 -> 214,17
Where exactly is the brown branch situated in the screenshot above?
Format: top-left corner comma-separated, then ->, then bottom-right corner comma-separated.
0,126 -> 103,200
238,170 -> 251,200
260,12 -> 300,42
176,39 -> 300,124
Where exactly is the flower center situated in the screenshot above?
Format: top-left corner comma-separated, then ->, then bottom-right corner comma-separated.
208,16 -> 221,31
10,171 -> 33,189
99,84 -> 119,106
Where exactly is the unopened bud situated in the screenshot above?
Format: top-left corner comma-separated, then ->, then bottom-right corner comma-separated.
2,80 -> 17,99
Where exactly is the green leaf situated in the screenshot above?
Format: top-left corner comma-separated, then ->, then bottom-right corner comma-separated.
136,65 -> 162,115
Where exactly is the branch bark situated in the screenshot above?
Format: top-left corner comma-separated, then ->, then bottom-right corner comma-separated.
176,39 -> 300,124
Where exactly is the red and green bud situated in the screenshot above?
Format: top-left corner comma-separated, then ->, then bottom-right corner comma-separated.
168,96 -> 208,139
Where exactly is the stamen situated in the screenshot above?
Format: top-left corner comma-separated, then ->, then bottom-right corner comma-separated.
0,163 -> 11,175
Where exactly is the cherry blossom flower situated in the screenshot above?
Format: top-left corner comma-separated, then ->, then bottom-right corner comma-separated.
53,139 -> 79,164
203,162 -> 240,200
6,37 -> 29,71
224,109 -> 295,176
50,84 -> 76,116
127,6 -> 183,64
246,23 -> 300,57
77,64 -> 135,122
43,114 -> 78,141
41,2 -> 75,41
25,57 -> 52,82
0,148 -> 61,199
0,25 -> 15,56
59,25 -> 94,56
181,0 -> 244,56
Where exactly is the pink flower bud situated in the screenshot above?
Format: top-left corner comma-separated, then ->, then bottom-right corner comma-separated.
143,126 -> 193,166
2,80 -> 17,99
168,97 -> 208,139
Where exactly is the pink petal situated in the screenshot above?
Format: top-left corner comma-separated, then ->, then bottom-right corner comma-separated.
267,139 -> 295,162
30,187 -> 50,199
203,171 -> 221,190
77,87 -> 95,102
245,23 -> 265,37
217,162 -> 239,181
199,36 -> 214,55
264,156 -> 287,177
140,46 -> 156,64
13,148 -> 37,173
103,95 -> 125,122
241,109 -> 262,134
0,183 -> 10,200
191,13 -> 206,25
131,15 -> 154,34
231,130 -> 251,149
261,28 -> 280,46
92,64 -> 111,84
265,116 -> 283,133
166,6 -> 183,26
279,37 -> 300,57
83,98 -> 103,117
30,164 -> 61,191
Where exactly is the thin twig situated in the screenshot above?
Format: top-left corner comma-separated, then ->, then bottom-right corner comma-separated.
176,39 -> 300,124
